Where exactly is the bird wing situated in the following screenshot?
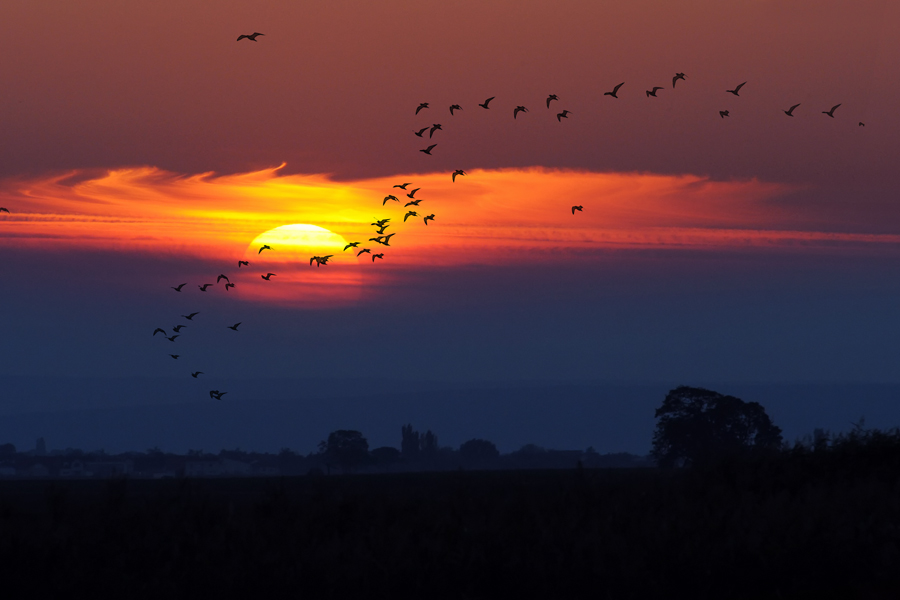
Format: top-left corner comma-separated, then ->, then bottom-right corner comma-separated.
427,145 -> 436,152
484,97 -> 494,107
237,35 -> 247,41
831,104 -> 841,113
735,82 -> 746,92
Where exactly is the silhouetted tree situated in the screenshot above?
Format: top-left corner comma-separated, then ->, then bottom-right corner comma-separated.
371,446 -> 401,470
420,430 -> 439,459
651,386 -> 783,468
459,439 -> 499,465
401,424 -> 420,460
0,443 -> 15,457
320,430 -> 370,473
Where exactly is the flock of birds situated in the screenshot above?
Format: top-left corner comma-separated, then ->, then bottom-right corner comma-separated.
0,32 -> 871,401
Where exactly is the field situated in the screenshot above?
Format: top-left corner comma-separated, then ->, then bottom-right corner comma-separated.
1,457 -> 899,599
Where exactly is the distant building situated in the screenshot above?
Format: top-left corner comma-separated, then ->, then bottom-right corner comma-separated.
59,460 -> 85,477
184,459 -> 251,477
84,461 -> 133,477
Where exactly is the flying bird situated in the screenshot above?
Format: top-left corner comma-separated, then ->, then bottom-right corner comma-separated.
191,372 -> 203,378
407,188 -> 420,198
513,106 -> 528,119
404,211 -> 418,222
383,195 -> 400,205
172,325 -> 186,332
261,273 -> 276,280
423,214 -> 435,225
449,104 -> 462,115
783,103 -> 801,117
258,245 -> 271,254
429,124 -> 442,138
604,82 -> 625,98
414,127 -> 429,137
572,205 -> 583,214
546,94 -> 558,108
217,274 -> 230,284
673,72 -> 686,87
372,253 -> 384,262
823,104 -> 841,118
478,96 -> 495,109
199,284 -> 213,292
859,122 -> 865,127
404,199 -> 422,207
719,110 -> 730,118
225,282 -> 234,291
393,183 -> 411,189
726,82 -> 747,96
420,144 -> 437,155
237,32 -> 264,41
452,169 -> 466,182
557,110 -> 571,122
238,260 -> 249,267
170,354 -> 180,359
415,102 -> 429,115
344,242 -> 361,251
182,312 -> 200,320
372,218 -> 391,227
374,223 -> 390,234
209,390 -> 227,400
171,283 -> 187,292
310,255 -> 334,266
153,328 -> 166,336
166,335 -> 179,342
646,87 -> 663,97
0,208 -> 9,213
357,248 -> 371,257
227,323 -> 241,331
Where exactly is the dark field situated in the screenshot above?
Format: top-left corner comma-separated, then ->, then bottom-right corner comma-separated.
2,455 -> 899,599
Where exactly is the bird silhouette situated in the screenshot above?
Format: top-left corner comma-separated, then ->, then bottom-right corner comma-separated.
404,211 -> 418,222
261,273 -> 276,280
859,122 -> 865,127
823,104 -> 841,118
166,335 -> 179,342
449,104 -> 462,115
429,124 -> 442,138
513,106 -> 528,119
344,242 -> 361,251
153,328 -> 166,336
393,183 -> 411,189
372,253 -> 384,262
310,255 -> 334,266
546,94 -> 558,108
415,102 -> 429,114
171,283 -> 187,292
217,274 -> 230,284
0,207 -> 9,214
557,110 -> 571,122
191,371 -> 203,378
372,218 -> 391,227
452,169 -> 466,182
726,82 -> 747,96
719,110 -> 730,118
420,144 -> 437,155
424,214 -> 435,225
170,354 -> 180,359
182,312 -> 200,320
357,248 -> 371,257
225,282 -> 235,291
227,323 -> 241,331
414,127 -> 429,137
604,82 -> 625,98
673,73 -> 686,87
172,325 -> 186,332
478,96 -> 495,109
572,205 -> 583,214
238,260 -> 249,267
375,223 -> 390,234
646,87 -> 663,97
237,32 -> 264,41
406,188 -> 420,198
405,199 -> 422,207
383,194 -> 400,206
258,245 -> 271,254
209,390 -> 227,400
199,284 -> 213,292
784,103 -> 801,117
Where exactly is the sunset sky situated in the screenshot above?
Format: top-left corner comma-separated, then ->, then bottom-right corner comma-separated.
1,0 -> 899,452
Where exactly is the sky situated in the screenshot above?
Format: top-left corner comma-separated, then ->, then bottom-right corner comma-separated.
1,0 -> 899,452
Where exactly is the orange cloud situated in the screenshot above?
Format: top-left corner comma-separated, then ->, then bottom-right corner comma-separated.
2,165 -> 898,305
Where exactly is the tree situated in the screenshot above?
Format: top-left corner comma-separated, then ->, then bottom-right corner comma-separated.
320,430 -> 369,473
459,439 -> 499,465
651,386 -> 783,468
401,424 -> 420,460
